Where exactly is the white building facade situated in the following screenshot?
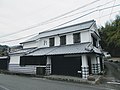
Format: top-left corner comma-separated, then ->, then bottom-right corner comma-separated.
9,20 -> 104,79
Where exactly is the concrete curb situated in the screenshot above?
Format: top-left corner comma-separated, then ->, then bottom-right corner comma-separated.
44,76 -> 94,84
0,70 -> 103,85
44,75 -> 103,85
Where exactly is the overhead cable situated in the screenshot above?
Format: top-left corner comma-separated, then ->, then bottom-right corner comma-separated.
1,3 -> 120,43
48,3 -> 120,30
0,0 -> 100,38
46,0 -> 114,23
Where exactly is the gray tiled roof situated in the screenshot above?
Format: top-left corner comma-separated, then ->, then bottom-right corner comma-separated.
9,48 -> 36,55
28,42 -> 97,56
39,20 -> 95,38
22,20 -> 95,43
28,46 -> 57,56
20,34 -> 39,44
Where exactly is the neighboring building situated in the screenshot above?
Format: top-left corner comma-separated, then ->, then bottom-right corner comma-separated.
9,44 -> 37,74
20,35 -> 39,49
9,45 -> 23,53
0,56 -> 9,70
9,20 -> 104,79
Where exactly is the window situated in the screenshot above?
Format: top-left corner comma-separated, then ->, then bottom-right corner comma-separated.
92,36 -> 97,47
60,35 -> 66,45
44,40 -> 47,45
73,33 -> 80,43
49,37 -> 54,47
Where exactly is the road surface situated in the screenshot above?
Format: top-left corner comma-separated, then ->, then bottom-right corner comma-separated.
103,61 -> 120,90
0,74 -> 110,90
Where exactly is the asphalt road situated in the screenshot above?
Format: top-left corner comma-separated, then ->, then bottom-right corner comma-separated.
0,74 -> 110,90
105,61 -> 120,79
103,61 -> 120,90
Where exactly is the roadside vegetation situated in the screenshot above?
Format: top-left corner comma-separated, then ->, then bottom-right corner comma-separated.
99,14 -> 120,57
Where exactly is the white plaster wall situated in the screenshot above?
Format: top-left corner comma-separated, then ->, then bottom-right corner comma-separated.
38,38 -> 49,48
10,55 -> 20,64
90,23 -> 99,36
23,41 -> 37,49
37,39 -> 41,48
81,55 -> 88,67
81,31 -> 91,43
37,30 -> 94,48
55,36 -> 60,46
66,33 -> 73,45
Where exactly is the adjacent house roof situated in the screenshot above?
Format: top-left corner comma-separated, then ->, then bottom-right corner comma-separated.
28,42 -> 102,56
9,47 -> 37,55
10,45 -> 23,48
21,20 -> 95,44
0,56 -> 9,59
20,34 -> 39,44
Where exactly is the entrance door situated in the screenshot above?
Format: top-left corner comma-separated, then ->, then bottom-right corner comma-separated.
51,55 -> 82,77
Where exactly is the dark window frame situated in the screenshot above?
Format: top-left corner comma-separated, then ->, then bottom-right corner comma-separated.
60,35 -> 66,45
49,37 -> 55,47
92,35 -> 97,47
73,33 -> 80,43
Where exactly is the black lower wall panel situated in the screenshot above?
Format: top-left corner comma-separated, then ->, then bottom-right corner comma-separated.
0,59 -> 9,70
20,56 -> 46,66
51,55 -> 82,77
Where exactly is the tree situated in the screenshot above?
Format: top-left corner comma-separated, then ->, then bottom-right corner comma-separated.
99,15 -> 120,57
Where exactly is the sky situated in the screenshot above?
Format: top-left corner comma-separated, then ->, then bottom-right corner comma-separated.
0,0 -> 120,46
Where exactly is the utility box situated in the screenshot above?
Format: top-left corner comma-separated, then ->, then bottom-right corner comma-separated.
36,66 -> 46,75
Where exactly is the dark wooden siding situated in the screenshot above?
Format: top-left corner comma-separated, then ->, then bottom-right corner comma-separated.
20,56 -> 46,66
100,57 -> 103,71
0,57 -> 9,70
87,56 -> 92,74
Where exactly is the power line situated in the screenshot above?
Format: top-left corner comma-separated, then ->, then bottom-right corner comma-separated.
0,0 -> 100,38
1,10 -> 120,43
109,0 -> 116,19
41,0 -> 100,24
95,10 -> 120,19
46,0 -> 114,23
97,0 -> 101,25
48,3 -> 120,30
1,3 -> 120,43
99,3 -> 120,11
0,33 -> 38,43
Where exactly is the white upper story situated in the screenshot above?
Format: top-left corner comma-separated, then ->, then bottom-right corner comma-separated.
20,20 -> 101,49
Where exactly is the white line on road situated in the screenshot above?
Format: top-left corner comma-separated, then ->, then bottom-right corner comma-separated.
107,82 -> 120,85
0,85 -> 10,90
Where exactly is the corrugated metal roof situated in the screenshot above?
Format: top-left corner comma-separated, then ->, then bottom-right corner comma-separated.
28,42 -> 93,56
